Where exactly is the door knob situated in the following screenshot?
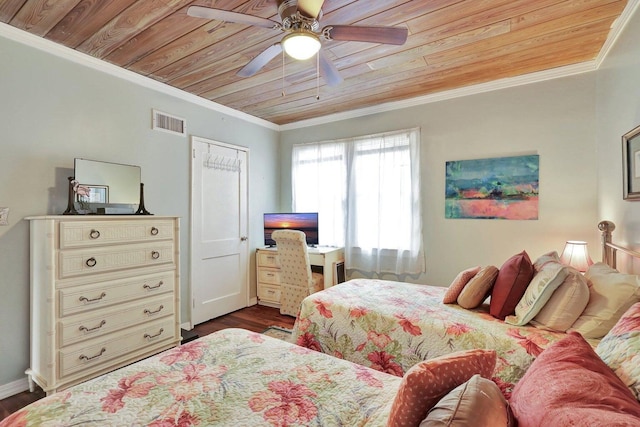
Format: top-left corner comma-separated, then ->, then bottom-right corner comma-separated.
240,236 -> 248,241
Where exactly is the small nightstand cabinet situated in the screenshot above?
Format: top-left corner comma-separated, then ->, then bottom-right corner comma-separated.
256,249 -> 282,307
256,246 -> 345,307
26,216 -> 181,394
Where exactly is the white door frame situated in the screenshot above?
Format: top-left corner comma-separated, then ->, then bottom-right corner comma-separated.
188,135 -> 250,328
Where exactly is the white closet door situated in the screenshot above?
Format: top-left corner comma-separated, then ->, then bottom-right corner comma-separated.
190,136 -> 249,325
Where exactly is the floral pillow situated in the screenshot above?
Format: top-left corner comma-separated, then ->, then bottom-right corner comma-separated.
596,302 -> 640,399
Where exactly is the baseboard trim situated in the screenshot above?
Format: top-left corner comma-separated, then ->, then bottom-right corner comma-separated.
180,321 -> 192,330
0,377 -> 29,400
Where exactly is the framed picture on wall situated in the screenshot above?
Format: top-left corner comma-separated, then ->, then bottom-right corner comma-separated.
622,124 -> 640,200
445,154 -> 539,220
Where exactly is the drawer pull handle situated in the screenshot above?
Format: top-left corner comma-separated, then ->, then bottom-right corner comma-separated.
89,229 -> 101,239
150,227 -> 159,236
79,292 -> 106,303
85,257 -> 97,267
143,281 -> 164,290
144,328 -> 164,339
144,305 -> 164,315
79,347 -> 106,361
79,320 -> 106,332
151,251 -> 160,259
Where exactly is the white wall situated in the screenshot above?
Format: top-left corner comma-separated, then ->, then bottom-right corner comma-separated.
281,74 -> 600,287
0,31 -> 280,390
596,3 -> 640,274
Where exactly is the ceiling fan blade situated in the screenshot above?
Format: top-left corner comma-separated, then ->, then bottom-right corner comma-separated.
325,25 -> 408,45
237,43 -> 283,77
187,6 -> 279,29
297,0 -> 325,19
319,50 -> 343,86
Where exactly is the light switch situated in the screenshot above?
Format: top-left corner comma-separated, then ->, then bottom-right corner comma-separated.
0,207 -> 9,225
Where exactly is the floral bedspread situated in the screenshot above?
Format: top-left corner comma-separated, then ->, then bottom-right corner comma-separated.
291,279 -> 599,396
2,328 -> 400,427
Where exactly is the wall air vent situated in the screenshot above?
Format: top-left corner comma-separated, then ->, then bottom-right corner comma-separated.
152,109 -> 186,136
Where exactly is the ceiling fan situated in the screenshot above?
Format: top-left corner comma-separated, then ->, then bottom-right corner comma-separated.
187,0 -> 409,86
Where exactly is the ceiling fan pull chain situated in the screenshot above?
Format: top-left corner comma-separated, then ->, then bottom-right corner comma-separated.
316,53 -> 320,100
282,49 -> 286,97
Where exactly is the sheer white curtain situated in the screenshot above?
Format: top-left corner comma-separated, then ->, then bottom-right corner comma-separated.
292,141 -> 346,247
292,128 -> 424,275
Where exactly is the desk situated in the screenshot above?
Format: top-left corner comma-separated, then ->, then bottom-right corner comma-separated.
256,246 -> 345,307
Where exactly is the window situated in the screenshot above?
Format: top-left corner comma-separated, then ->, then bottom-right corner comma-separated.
292,128 -> 424,275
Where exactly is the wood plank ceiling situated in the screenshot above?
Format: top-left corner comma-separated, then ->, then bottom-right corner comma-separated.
0,0 -> 629,125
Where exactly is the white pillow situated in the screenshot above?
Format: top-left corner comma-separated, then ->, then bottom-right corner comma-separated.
533,251 -> 561,272
569,263 -> 640,339
505,261 -> 568,326
530,268 -> 589,332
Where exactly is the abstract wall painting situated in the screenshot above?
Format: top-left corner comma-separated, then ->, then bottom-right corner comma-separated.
445,154 -> 539,220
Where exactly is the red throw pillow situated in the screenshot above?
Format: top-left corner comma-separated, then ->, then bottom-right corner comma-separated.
510,331 -> 640,426
387,349 -> 496,427
490,251 -> 534,319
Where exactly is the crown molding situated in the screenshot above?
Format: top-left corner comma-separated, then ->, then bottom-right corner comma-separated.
595,0 -> 640,67
2,0 -> 638,133
0,22 -> 279,131
281,0 -> 639,131
279,61 -> 597,131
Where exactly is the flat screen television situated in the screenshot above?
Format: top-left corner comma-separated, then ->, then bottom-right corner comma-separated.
264,212 -> 319,247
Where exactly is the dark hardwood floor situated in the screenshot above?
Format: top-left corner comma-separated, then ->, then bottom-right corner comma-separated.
0,304 -> 295,421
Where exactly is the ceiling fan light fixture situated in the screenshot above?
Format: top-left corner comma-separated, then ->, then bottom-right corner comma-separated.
282,30 -> 320,60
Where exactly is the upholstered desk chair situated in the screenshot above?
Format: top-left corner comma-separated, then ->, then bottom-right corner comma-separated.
271,230 -> 324,317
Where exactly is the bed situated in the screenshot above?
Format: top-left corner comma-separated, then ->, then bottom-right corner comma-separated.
3,220 -> 639,426
1,328 -> 400,426
290,220 -> 634,396
290,279 -> 579,395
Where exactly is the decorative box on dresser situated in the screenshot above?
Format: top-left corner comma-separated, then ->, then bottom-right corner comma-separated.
25,215 -> 181,395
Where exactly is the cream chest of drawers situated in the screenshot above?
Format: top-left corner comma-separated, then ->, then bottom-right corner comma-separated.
26,215 -> 181,394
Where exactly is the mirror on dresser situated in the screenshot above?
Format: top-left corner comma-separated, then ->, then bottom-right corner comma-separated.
63,159 -> 151,215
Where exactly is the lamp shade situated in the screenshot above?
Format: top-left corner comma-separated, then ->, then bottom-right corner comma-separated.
560,240 -> 593,272
282,30 -> 320,60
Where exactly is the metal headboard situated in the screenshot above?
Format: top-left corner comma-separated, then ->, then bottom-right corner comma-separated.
598,220 -> 640,269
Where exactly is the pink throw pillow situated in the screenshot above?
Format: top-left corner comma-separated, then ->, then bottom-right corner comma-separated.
387,349 -> 497,427
490,251 -> 534,319
443,266 -> 481,304
510,331 -> 640,426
